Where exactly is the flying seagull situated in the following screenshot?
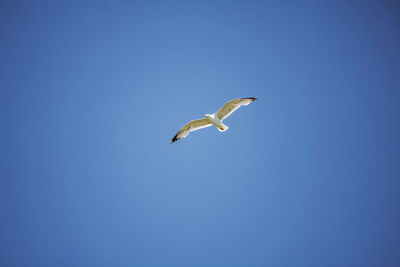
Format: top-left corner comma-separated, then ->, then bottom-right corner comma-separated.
170,97 -> 258,143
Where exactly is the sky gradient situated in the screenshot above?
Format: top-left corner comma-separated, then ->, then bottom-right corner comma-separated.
1,1 -> 400,266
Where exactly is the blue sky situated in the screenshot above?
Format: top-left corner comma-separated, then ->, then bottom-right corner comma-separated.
1,1 -> 400,266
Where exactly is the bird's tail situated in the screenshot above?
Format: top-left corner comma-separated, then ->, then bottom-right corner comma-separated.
218,124 -> 229,132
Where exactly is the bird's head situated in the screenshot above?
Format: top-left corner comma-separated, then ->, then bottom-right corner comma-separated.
204,114 -> 211,118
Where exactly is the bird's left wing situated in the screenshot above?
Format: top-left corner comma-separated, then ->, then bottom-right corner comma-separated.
215,97 -> 258,121
170,118 -> 212,143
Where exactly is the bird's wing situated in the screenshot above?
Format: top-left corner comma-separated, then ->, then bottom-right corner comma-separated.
170,118 -> 212,143
215,97 -> 258,121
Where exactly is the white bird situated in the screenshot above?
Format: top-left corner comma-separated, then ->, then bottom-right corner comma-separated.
170,97 -> 258,143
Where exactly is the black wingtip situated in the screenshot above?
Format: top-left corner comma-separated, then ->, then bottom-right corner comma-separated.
245,97 -> 258,101
170,133 -> 179,143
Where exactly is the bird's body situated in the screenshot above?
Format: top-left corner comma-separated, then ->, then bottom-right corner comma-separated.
170,97 -> 257,143
204,114 -> 228,132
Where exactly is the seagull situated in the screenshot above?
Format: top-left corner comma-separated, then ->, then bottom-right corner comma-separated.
170,97 -> 258,143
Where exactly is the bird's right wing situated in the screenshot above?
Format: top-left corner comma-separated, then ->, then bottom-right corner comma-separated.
215,97 -> 258,121
170,118 -> 212,143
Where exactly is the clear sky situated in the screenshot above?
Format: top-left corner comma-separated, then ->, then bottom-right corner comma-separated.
1,1 -> 400,266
